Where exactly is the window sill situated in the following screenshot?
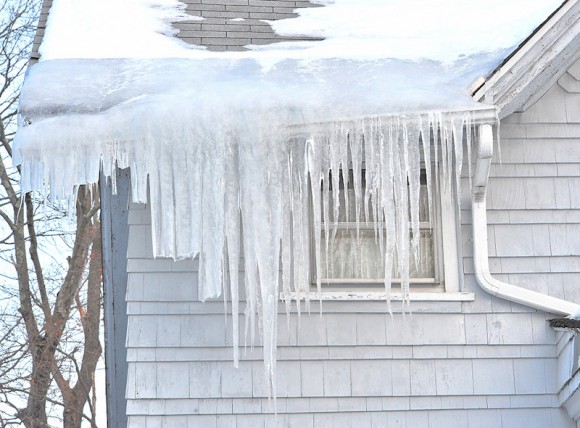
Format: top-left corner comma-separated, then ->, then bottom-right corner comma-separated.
281,291 -> 475,302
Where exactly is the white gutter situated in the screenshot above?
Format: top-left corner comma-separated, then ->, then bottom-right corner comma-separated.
472,124 -> 580,317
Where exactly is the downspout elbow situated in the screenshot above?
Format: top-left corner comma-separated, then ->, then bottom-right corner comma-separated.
471,125 -> 580,317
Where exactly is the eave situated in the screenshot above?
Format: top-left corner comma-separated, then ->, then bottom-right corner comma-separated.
472,0 -> 580,118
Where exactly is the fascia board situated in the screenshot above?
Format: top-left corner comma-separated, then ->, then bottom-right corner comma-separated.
473,1 -> 580,117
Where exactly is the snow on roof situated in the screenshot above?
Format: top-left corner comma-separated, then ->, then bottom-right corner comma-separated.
32,0 -> 566,119
28,0 -> 567,124
40,0 -> 563,64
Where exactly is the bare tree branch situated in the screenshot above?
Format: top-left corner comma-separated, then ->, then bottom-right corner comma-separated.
25,193 -> 50,320
0,0 -> 104,426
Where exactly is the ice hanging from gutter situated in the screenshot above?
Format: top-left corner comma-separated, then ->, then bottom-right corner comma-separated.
13,57 -> 499,397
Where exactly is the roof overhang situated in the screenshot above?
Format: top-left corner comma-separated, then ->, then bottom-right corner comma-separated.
472,0 -> 580,118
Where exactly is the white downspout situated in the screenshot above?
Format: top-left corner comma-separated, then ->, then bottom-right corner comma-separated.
472,124 -> 580,317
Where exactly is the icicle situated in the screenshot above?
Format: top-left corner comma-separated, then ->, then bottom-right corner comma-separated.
290,146 -> 310,314
406,117 -> 422,270
452,114 -> 464,209
225,138 -> 240,367
363,117 -> 375,231
431,113 -> 440,213
198,129 -> 226,301
282,153 -> 294,320
306,138 -> 323,300
375,119 -> 385,259
350,121 -> 363,241
419,115 -> 433,224
381,118 -> 395,313
465,117 -> 473,189
329,125 -> 342,237
393,120 -> 411,306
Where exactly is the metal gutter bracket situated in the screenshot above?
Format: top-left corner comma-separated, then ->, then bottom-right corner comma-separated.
472,125 -> 580,317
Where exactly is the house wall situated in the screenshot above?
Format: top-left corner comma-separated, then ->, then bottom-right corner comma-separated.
121,59 -> 580,428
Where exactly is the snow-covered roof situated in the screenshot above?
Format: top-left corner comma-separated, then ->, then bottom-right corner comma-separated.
19,0 -> 570,152
35,0 -> 566,103
39,0 -> 562,62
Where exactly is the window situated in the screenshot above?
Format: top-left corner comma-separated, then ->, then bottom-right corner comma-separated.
296,114 -> 482,302
310,162 -> 463,298
318,168 -> 438,285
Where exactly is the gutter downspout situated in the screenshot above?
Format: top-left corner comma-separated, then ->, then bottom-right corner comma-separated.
472,124 -> 580,317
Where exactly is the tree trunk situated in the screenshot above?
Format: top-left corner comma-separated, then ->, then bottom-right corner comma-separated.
13,205 -> 51,428
62,396 -> 83,428
21,341 -> 51,427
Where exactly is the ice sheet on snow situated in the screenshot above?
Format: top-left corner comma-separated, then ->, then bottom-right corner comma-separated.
266,0 -> 564,63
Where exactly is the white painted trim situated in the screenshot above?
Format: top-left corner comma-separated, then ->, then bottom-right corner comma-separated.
472,125 -> 580,317
315,278 -> 436,284
473,1 -> 577,98
440,164 -> 461,293
281,291 -> 475,302
288,106 -> 498,137
472,0 -> 580,117
560,368 -> 580,422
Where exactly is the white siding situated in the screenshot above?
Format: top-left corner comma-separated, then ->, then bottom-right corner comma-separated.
479,61 -> 580,304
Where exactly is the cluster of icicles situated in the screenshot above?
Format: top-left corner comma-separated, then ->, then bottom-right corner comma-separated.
16,106 -> 476,397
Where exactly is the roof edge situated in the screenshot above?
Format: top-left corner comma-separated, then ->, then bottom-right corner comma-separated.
472,0 -> 580,118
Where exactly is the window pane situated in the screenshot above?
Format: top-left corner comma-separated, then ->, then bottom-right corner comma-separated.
419,182 -> 429,222
326,182 -> 429,223
320,229 -> 434,280
327,187 -> 373,223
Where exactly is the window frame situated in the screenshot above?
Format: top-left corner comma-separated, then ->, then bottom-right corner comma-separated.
307,156 -> 464,299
